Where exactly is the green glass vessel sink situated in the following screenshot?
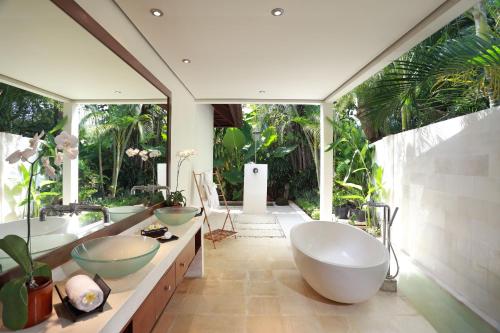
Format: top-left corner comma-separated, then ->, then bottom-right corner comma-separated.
71,235 -> 160,278
154,207 -> 198,226
108,205 -> 146,222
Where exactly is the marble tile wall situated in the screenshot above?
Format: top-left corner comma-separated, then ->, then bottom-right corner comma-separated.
374,107 -> 500,329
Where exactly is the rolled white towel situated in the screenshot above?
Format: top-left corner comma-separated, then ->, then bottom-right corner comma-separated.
65,275 -> 104,312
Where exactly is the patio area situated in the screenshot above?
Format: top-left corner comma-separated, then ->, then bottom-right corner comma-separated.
153,205 -> 436,333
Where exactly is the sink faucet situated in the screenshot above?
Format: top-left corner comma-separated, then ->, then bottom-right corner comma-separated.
40,203 -> 110,223
131,184 -> 170,195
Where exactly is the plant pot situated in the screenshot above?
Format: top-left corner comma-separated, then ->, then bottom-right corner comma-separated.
25,276 -> 53,328
349,208 -> 366,222
334,206 -> 349,219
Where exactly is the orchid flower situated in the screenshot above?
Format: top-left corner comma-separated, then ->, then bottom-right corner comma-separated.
149,150 -> 161,158
29,131 -> 44,149
54,131 -> 78,160
126,148 -> 140,157
5,150 -> 23,164
20,148 -> 36,162
41,157 -> 56,179
54,151 -> 64,166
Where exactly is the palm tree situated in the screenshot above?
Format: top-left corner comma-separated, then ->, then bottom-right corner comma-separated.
80,105 -> 106,195
81,104 -> 152,198
105,105 -> 151,198
335,1 -> 498,141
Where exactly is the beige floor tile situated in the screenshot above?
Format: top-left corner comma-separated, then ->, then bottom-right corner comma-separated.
249,270 -> 274,281
348,315 -> 400,333
168,314 -> 246,333
219,269 -> 248,280
152,312 -> 175,333
278,295 -> 316,315
187,279 -> 246,295
391,315 -> 437,333
271,259 -> 297,270
249,281 -> 279,296
247,296 -> 281,315
246,315 -> 286,333
317,315 -> 351,333
282,315 -> 324,333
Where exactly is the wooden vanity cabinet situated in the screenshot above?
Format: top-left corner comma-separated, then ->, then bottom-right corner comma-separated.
124,233 -> 198,333
176,236 -> 196,285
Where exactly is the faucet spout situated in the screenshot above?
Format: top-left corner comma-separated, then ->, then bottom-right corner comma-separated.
39,203 -> 110,223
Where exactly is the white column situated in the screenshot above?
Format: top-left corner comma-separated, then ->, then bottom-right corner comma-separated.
319,103 -> 334,221
62,102 -> 79,204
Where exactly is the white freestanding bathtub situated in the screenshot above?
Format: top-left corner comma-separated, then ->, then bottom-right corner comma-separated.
290,221 -> 389,303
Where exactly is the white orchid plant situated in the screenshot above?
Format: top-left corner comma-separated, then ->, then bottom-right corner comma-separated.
125,147 -> 162,161
4,131 -> 78,273
166,149 -> 196,207
0,130 -> 79,329
126,148 -> 162,192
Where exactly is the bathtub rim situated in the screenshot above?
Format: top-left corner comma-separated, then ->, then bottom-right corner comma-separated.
290,221 -> 389,270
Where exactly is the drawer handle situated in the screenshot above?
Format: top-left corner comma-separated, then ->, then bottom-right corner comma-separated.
164,285 -> 172,291
179,262 -> 185,267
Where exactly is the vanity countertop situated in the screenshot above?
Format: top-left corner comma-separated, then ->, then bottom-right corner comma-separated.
0,216 -> 203,333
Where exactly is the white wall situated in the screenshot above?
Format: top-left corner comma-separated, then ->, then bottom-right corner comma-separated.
0,132 -> 31,223
374,107 -> 500,328
75,0 -> 214,207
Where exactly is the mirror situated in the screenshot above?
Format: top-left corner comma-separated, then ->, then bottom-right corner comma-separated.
0,0 -> 170,276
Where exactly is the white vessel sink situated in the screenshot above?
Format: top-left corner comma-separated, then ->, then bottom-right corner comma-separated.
0,217 -> 69,238
0,233 -> 78,272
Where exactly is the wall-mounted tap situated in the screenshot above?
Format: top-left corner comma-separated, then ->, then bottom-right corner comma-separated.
40,203 -> 110,223
130,184 -> 170,195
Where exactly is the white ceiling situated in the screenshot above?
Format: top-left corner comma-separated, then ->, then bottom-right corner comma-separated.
0,0 -> 165,101
114,0 -> 471,102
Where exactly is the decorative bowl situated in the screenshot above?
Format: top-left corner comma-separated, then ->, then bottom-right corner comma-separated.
108,205 -> 146,222
154,207 -> 198,226
71,235 -> 159,278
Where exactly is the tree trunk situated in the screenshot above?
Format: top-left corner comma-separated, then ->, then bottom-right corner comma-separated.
357,106 -> 383,142
97,140 -> 104,196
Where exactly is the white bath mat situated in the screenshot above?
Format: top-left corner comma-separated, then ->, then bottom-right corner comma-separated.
233,214 -> 285,238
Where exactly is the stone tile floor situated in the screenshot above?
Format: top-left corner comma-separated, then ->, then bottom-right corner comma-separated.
154,206 -> 437,333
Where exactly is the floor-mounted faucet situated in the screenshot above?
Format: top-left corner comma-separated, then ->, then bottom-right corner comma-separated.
40,203 -> 110,223
361,201 -> 400,282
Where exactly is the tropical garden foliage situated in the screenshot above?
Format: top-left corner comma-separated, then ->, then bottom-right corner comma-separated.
338,0 -> 499,142
79,104 -> 168,204
214,104 -> 321,218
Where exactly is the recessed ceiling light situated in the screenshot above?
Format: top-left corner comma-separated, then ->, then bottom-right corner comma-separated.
182,58 -> 191,64
271,8 -> 284,16
259,90 -> 266,94
150,8 -> 163,17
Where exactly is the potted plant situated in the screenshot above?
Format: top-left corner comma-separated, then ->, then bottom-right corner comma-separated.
0,130 -> 78,330
165,149 -> 196,207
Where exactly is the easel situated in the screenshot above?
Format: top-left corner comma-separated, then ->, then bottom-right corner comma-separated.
193,170 -> 236,249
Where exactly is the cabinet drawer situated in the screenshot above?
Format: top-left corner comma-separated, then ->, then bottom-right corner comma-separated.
157,265 -> 176,311
132,290 -> 158,333
176,236 -> 195,284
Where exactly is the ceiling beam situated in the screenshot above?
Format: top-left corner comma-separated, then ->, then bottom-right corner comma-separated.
196,99 -> 321,105
50,0 -> 172,98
